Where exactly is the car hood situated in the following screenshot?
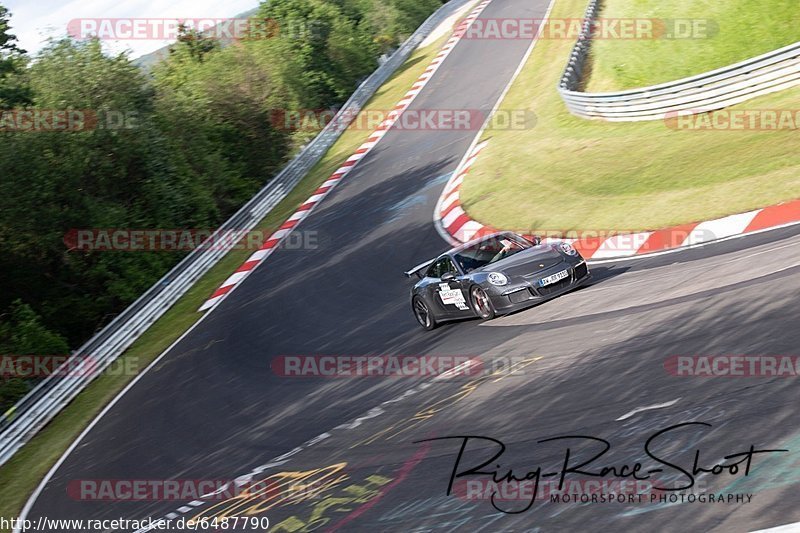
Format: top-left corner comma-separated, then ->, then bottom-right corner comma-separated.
476,246 -> 564,277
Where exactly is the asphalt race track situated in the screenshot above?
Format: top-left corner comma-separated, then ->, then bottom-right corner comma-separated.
23,0 -> 800,531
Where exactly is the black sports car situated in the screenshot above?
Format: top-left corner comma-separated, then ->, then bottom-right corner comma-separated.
405,231 -> 590,330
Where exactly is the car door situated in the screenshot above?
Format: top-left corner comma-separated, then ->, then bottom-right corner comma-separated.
420,258 -> 449,318
425,256 -> 472,318
442,255 -> 476,318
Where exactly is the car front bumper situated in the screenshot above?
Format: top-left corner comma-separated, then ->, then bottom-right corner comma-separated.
488,259 -> 591,314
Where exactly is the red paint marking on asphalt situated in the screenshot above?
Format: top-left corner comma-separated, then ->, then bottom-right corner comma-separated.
326,443 -> 430,532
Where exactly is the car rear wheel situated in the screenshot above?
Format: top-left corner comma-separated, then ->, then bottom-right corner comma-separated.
471,286 -> 496,320
412,296 -> 437,330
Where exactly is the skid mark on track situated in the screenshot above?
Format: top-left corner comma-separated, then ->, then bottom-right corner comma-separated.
351,356 -> 540,448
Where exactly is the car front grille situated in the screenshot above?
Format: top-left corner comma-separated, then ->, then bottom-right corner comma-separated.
536,276 -> 572,297
534,262 -> 586,297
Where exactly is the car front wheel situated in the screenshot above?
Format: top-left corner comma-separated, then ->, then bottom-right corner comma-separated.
470,286 -> 496,320
412,296 -> 437,330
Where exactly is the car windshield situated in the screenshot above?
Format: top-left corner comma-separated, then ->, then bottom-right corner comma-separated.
453,234 -> 532,273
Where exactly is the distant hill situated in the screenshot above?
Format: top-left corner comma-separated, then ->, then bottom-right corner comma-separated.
133,6 -> 260,70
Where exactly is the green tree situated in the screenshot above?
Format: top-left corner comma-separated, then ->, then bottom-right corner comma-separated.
175,23 -> 219,63
0,4 -> 31,107
0,0 -> 443,359
0,301 -> 70,355
154,31 -> 291,214
0,39 -> 218,344
257,0 -> 378,107
0,301 -> 70,413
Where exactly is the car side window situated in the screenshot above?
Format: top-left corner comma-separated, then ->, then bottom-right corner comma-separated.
426,257 -> 456,279
442,257 -> 458,276
425,260 -> 441,279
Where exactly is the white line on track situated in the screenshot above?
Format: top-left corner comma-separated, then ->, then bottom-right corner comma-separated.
751,523 -> 800,533
585,235 -> 800,292
615,398 -> 681,421
588,220 -> 800,264
16,302 -> 219,532
432,0 -> 557,246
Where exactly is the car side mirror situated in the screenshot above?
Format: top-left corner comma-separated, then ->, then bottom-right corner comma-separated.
531,236 -> 542,245
441,271 -> 456,281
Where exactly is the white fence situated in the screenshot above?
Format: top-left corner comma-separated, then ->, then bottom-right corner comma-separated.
558,0 -> 800,121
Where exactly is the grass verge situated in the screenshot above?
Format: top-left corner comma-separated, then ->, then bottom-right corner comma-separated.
585,0 -> 800,92
460,0 -> 800,232
0,30 -> 451,528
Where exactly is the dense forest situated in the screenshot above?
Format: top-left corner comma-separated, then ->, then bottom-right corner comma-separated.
0,0 -> 443,411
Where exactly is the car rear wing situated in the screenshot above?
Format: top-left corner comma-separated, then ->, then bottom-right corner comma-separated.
404,259 -> 434,279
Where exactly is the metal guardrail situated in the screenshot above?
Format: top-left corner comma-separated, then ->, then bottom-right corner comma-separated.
558,0 -> 800,121
0,0 -> 472,467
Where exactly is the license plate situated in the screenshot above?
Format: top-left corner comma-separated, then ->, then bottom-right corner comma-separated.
539,269 -> 569,287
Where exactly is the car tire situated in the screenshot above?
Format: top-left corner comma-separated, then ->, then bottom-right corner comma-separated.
470,286 -> 496,320
412,296 -> 437,330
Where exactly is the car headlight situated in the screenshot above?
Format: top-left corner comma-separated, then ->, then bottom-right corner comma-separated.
558,241 -> 578,256
487,272 -> 508,286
